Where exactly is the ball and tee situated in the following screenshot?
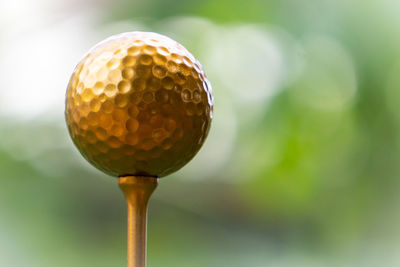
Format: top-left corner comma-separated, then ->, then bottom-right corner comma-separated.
65,31 -> 213,267
65,31 -> 213,178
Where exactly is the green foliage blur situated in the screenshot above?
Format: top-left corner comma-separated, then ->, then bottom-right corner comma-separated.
1,0 -> 400,266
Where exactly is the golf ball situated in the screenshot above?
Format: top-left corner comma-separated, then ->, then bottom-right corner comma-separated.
65,32 -> 213,177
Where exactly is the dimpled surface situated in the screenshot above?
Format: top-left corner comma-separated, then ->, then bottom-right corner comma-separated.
65,32 -> 213,177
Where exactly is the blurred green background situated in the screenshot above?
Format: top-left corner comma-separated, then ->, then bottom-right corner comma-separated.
1,0 -> 400,266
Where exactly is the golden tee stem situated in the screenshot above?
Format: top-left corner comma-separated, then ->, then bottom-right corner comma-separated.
119,176 -> 158,267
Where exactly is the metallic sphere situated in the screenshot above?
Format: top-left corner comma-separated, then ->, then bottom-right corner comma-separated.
65,32 -> 213,177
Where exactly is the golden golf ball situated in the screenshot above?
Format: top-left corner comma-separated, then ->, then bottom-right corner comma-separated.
65,32 -> 213,177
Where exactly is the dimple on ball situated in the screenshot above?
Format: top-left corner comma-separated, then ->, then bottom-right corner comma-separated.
65,32 -> 213,177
